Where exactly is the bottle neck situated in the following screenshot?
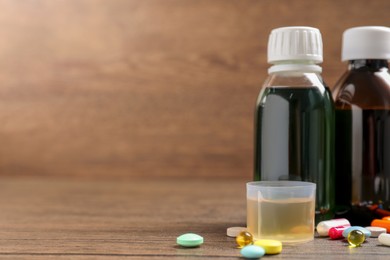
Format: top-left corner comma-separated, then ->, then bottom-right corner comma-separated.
348,59 -> 389,71
263,70 -> 325,89
268,61 -> 322,74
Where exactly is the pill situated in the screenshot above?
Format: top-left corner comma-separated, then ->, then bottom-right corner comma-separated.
342,226 -> 371,238
347,230 -> 365,247
365,226 -> 386,237
371,219 -> 390,232
328,226 -> 349,240
378,233 -> 390,246
316,218 -> 350,236
254,239 -> 282,254
176,233 -> 204,247
236,231 -> 254,248
226,227 -> 247,237
240,245 -> 265,259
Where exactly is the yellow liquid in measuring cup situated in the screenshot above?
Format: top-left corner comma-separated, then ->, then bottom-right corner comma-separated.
247,198 -> 315,243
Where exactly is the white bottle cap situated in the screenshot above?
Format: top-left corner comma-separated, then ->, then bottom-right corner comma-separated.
342,26 -> 390,61
267,26 -> 323,64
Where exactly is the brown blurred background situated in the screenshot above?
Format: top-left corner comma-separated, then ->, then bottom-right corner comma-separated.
0,0 -> 388,180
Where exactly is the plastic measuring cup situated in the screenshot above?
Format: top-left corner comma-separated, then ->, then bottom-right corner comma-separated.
247,181 -> 316,243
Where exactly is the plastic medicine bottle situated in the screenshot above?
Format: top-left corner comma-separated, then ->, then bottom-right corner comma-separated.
332,26 -> 390,223
254,27 -> 335,222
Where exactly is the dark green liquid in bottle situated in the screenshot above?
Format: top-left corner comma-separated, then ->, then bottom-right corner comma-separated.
254,87 -> 335,222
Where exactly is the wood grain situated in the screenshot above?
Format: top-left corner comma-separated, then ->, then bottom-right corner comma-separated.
0,1 -> 388,179
0,178 -> 389,259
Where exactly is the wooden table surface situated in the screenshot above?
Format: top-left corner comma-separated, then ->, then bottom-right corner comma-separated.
1,178 -> 389,259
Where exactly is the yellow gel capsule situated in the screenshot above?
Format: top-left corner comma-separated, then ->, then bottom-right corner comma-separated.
348,230 -> 365,247
254,239 -> 282,254
236,231 -> 253,248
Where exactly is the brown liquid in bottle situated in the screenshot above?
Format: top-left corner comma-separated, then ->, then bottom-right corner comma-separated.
333,60 -> 390,215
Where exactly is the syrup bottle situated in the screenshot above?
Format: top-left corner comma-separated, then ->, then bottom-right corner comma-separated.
333,26 -> 390,225
254,27 -> 335,222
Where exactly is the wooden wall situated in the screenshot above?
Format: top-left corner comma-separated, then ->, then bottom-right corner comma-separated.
0,0 -> 389,179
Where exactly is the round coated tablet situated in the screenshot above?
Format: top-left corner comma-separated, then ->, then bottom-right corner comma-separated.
176,233 -> 204,247
342,226 -> 371,238
226,227 -> 247,237
378,233 -> 390,246
254,239 -> 282,254
240,245 -> 265,258
365,226 -> 386,237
